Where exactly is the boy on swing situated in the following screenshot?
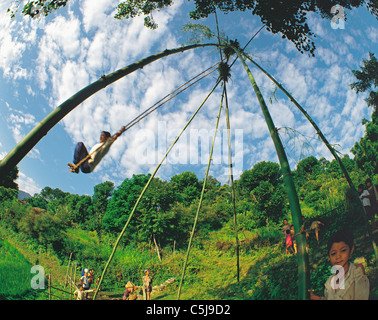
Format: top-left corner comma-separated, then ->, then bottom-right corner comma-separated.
68,126 -> 126,174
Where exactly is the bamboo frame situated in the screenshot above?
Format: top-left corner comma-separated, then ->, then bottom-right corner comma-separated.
93,79 -> 222,300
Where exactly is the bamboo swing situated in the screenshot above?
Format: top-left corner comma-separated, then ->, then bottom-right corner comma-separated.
68,62 -> 220,173
93,74 -> 224,300
93,26 -> 278,300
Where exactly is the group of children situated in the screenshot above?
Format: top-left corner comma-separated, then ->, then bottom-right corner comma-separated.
282,218 -> 324,255
358,178 -> 377,229
73,268 -> 153,300
122,269 -> 153,301
73,268 -> 97,300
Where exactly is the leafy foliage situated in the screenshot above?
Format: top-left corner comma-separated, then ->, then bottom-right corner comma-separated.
8,0 -> 68,19
0,165 -> 18,191
350,52 -> 378,175
351,52 -> 378,113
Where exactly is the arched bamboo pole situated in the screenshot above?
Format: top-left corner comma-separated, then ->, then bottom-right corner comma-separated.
233,48 -> 310,300
0,43 -> 222,181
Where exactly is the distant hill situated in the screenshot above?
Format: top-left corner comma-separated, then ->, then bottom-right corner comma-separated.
18,190 -> 31,200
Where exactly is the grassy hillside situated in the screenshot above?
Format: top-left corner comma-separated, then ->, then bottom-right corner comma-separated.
0,238 -> 33,299
1,207 -> 376,300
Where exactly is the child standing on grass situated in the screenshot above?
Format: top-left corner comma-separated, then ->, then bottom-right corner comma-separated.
309,229 -> 370,300
285,229 -> 295,255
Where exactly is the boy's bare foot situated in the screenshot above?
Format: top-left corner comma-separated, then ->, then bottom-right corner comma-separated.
68,163 -> 79,173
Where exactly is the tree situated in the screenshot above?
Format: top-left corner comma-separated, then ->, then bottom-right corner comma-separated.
103,174 -> 149,233
350,52 -> 378,175
0,186 -> 18,202
92,181 -> 114,239
40,186 -> 67,202
169,171 -> 201,206
326,154 -> 356,178
18,206 -> 67,250
66,194 -> 93,226
238,161 -> 282,194
117,0 -> 376,55
294,156 -> 322,187
351,114 -> 378,175
351,52 -> 378,114
102,174 -> 175,239
25,194 -> 48,209
237,161 -> 287,226
0,165 -> 18,191
11,1 -> 378,56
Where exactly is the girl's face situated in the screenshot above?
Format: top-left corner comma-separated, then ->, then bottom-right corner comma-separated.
329,241 -> 354,270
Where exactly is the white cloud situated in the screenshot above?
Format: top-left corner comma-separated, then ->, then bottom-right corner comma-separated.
366,26 -> 378,43
17,171 -> 41,195
276,57 -> 308,102
0,21 -> 27,79
7,110 -> 36,143
316,46 -> 339,66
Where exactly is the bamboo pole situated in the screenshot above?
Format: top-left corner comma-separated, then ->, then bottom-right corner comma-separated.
0,43 -> 223,181
93,79 -> 221,300
177,81 -> 224,300
223,83 -> 240,282
48,274 -> 51,300
153,234 -> 162,261
233,49 -> 310,300
64,252 -> 72,288
73,262 -> 77,290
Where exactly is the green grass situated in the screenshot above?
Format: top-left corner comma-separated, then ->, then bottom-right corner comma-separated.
0,239 -> 33,299
1,207 -> 376,300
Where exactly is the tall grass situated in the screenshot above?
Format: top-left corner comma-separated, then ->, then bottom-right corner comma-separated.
0,239 -> 32,299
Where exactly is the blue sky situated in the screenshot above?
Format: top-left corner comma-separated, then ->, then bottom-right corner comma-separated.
0,0 -> 377,197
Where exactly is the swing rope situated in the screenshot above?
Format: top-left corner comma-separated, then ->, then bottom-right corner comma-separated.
93,77 -> 222,300
69,62 -> 220,172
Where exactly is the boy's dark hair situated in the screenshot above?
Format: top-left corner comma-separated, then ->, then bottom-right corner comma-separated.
286,229 -> 291,234
102,131 -> 111,138
365,178 -> 372,184
358,184 -> 364,189
327,229 -> 354,253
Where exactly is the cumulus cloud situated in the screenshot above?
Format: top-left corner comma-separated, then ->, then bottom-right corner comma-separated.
7,110 -> 36,142
17,171 -> 41,195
